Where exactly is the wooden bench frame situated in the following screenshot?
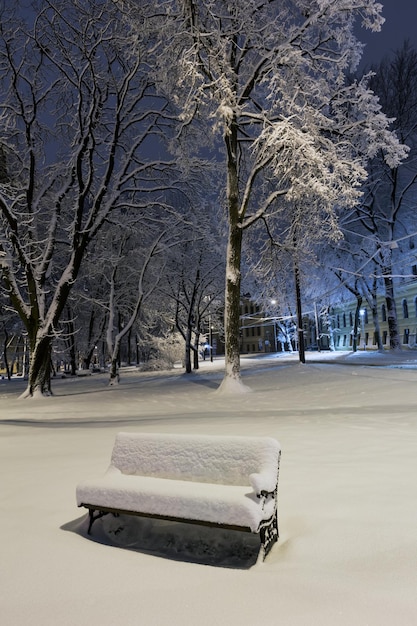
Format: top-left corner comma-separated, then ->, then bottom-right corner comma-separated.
77,433 -> 281,559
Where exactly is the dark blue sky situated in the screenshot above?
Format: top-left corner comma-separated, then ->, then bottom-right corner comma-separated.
16,1 -> 416,70
358,1 -> 417,66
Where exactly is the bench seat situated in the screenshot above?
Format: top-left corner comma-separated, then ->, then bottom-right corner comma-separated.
77,469 -> 276,532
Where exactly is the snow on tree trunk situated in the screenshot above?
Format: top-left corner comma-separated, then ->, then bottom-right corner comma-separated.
108,328 -> 121,386
193,330 -> 200,370
217,122 -> 250,394
20,334 -> 53,398
109,357 -> 120,385
223,223 -> 242,382
184,325 -> 192,374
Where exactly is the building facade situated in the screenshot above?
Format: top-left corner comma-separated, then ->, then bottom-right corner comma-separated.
331,278 -> 417,351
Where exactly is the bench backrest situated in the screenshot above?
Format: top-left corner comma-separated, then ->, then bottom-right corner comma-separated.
109,432 -> 280,488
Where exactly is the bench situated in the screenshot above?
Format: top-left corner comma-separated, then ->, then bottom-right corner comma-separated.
76,432 -> 281,559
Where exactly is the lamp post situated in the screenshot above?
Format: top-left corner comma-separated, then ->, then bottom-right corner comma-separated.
359,308 -> 366,350
209,321 -> 213,362
270,299 -> 278,352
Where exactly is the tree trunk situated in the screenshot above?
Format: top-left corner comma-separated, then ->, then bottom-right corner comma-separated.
109,359 -> 120,385
127,327 -> 132,365
64,309 -> 77,375
220,218 -> 244,390
294,259 -> 305,364
192,330 -> 200,370
68,336 -> 77,375
20,333 -> 53,397
184,324 -> 192,373
371,303 -> 383,351
109,338 -> 120,385
326,308 -> 336,351
193,347 -> 199,370
352,295 -> 362,353
2,324 -> 11,379
367,276 -> 384,351
218,120 -> 248,392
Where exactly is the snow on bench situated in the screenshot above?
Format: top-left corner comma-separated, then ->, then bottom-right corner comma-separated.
76,432 -> 281,559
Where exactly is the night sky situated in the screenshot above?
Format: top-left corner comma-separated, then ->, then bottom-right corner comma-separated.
358,0 -> 417,66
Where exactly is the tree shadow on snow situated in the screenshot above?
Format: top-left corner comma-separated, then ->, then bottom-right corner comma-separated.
180,373 -> 220,390
61,512 -> 261,569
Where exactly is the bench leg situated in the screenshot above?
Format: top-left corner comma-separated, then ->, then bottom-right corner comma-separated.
87,509 -> 109,534
259,512 -> 278,560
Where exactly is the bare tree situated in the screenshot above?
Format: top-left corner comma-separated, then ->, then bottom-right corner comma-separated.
156,199 -> 225,373
104,226 -> 170,384
0,1 -> 179,396
165,245 -> 224,373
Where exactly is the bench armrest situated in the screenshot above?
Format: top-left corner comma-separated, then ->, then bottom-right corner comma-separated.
249,472 -> 277,496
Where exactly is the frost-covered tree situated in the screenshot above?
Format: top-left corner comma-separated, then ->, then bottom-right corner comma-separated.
104,225 -> 173,384
142,0 -> 406,391
347,42 -> 417,350
0,1 -> 179,396
163,216 -> 225,373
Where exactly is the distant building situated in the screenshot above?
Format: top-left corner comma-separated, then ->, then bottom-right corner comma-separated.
331,277 -> 417,350
239,296 -> 324,354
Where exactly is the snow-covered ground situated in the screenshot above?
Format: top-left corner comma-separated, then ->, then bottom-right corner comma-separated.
1,351 -> 417,625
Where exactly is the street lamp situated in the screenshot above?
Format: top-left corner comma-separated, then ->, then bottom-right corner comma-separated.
209,323 -> 213,362
359,308 -> 366,350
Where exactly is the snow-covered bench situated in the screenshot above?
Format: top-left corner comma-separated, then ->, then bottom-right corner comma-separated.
76,432 -> 281,559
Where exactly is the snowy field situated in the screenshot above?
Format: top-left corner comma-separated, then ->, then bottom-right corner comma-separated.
1,351 -> 417,625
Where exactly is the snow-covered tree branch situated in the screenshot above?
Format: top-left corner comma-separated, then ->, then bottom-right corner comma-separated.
0,0 -> 183,396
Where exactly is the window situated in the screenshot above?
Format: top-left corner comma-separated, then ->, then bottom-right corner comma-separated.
381,304 -> 387,322
383,330 -> 388,344
343,313 -> 346,327
349,311 -> 353,326
403,328 -> 410,344
402,299 -> 409,319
